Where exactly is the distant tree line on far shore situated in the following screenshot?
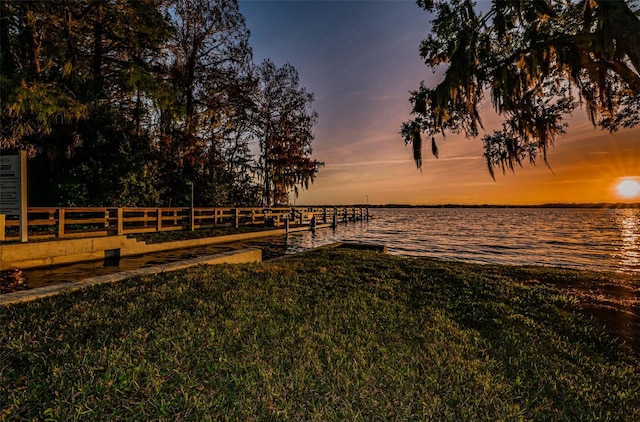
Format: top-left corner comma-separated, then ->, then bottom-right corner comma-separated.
371,203 -> 640,209
0,0 -> 322,207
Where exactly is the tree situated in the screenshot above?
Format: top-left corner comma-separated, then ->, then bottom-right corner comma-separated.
0,1 -> 88,156
1,0 -> 320,208
63,0 -> 170,206
253,60 -> 323,206
1,0 -> 171,206
157,0 -> 256,206
402,0 -> 640,178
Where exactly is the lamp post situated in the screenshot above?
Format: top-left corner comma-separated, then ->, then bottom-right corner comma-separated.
187,181 -> 194,231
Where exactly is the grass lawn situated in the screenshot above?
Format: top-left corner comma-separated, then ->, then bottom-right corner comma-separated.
1,249 -> 639,420
0,225 -> 280,245
129,225 -> 280,244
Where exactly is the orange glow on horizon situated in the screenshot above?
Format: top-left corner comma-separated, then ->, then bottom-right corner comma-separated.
241,2 -> 640,207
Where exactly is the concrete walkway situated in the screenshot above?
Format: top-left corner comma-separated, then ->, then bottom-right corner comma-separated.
0,242 -> 387,306
0,248 -> 261,306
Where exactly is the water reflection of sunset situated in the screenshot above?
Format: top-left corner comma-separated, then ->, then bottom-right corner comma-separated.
617,210 -> 640,272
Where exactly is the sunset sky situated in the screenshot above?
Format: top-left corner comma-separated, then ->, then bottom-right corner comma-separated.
239,0 -> 640,205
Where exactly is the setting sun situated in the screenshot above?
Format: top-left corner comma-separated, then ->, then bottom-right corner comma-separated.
616,178 -> 640,199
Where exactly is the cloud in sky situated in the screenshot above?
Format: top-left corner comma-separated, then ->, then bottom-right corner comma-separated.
239,0 -> 640,205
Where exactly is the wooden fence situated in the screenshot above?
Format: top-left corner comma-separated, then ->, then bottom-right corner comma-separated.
0,206 -> 369,242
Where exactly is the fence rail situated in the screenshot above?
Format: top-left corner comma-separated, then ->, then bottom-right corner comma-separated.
0,206 -> 369,242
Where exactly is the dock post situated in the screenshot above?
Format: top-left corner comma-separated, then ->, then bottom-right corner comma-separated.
116,208 -> 123,236
332,208 -> 337,228
58,208 -> 66,239
285,218 -> 289,234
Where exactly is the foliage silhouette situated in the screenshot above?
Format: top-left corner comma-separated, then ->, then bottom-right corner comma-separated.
402,0 -> 640,178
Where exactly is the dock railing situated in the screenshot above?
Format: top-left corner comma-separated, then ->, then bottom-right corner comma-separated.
0,206 -> 369,242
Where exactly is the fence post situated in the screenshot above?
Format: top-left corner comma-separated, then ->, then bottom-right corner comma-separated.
234,208 -> 239,228
332,208 -> 337,228
117,208 -> 123,236
57,208 -> 65,239
323,207 -> 327,224
157,208 -> 162,232
0,214 -> 5,241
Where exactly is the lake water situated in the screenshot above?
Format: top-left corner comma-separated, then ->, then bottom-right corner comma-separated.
286,208 -> 640,274
21,207 -> 640,288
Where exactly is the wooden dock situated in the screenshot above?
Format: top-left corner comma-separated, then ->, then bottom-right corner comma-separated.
0,206 -> 369,242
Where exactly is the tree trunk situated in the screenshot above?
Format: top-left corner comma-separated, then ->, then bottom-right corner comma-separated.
92,2 -> 103,98
185,43 -> 197,136
24,8 -> 42,76
0,2 -> 12,83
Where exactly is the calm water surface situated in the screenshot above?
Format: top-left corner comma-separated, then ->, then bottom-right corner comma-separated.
23,207 -> 640,287
287,208 -> 640,273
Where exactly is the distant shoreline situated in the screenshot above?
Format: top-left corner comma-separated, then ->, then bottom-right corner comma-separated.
316,203 -> 640,209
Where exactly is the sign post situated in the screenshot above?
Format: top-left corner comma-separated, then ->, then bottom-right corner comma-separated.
0,151 -> 28,242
